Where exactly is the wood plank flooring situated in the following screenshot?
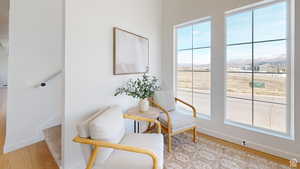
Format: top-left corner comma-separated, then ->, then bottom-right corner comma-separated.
44,126 -> 61,166
0,88 -> 59,169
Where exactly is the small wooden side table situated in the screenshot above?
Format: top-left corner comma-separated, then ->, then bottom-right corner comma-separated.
125,106 -> 161,133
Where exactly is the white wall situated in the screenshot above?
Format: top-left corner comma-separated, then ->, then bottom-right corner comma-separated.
64,0 -> 162,168
4,0 -> 64,152
162,0 -> 300,161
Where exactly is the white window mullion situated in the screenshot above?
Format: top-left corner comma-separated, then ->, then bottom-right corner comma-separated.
192,25 -> 194,107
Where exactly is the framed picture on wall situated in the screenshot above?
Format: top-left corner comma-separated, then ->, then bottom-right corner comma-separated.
113,27 -> 149,75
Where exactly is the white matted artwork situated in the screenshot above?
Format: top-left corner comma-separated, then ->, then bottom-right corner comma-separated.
113,27 -> 149,75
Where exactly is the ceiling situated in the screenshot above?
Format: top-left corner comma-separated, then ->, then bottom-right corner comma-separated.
0,0 -> 9,25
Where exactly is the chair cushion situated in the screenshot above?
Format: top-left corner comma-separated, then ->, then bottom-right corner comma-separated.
97,133 -> 164,169
159,108 -> 196,132
154,90 -> 176,111
76,106 -> 110,163
89,106 -> 126,165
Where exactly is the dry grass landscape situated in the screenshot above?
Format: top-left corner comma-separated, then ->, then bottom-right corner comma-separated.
176,71 -> 287,133
177,71 -> 286,99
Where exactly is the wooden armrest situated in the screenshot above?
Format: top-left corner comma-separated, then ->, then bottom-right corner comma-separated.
73,136 -> 159,169
148,99 -> 173,131
175,97 -> 197,118
123,114 -> 161,133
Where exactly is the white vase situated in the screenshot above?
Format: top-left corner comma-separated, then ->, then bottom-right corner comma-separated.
139,98 -> 149,112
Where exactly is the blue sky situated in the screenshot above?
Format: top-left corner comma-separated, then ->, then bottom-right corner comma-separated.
177,1 -> 287,66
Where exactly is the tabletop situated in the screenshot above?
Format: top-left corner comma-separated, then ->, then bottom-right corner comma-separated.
126,106 -> 161,119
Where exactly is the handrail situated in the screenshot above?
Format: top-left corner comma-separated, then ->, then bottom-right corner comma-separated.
35,70 -> 63,88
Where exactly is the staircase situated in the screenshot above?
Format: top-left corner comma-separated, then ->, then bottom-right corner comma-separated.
43,125 -> 62,167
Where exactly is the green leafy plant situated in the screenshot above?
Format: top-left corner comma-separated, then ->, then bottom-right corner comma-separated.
114,74 -> 160,99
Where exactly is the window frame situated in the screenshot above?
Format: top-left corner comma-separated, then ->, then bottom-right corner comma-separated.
174,16 -> 212,119
224,0 -> 294,139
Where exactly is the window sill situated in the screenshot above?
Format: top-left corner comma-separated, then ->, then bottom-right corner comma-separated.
197,113 -> 211,120
224,120 -> 294,141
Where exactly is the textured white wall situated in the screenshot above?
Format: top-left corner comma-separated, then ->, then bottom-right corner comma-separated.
4,0 -> 64,152
64,0 -> 162,168
162,0 -> 300,161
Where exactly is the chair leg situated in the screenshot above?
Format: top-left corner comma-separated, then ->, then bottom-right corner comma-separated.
168,134 -> 172,152
193,127 -> 197,143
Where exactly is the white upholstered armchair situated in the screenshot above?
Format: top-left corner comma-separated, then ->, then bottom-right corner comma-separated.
74,106 -> 164,169
150,90 -> 197,152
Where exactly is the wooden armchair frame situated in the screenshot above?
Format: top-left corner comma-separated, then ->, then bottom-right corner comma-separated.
149,97 -> 197,152
73,115 -> 162,169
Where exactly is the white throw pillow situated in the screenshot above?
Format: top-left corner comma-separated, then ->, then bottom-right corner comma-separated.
76,106 -> 110,163
76,106 -> 110,138
154,90 -> 176,111
89,105 -> 125,165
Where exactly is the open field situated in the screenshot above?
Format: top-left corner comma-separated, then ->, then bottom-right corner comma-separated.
177,71 -> 286,98
176,71 -> 287,133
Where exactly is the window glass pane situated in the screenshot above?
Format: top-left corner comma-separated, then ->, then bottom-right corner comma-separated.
193,21 -> 211,48
194,48 -> 210,71
177,50 -> 193,107
254,41 -> 287,73
227,44 -> 252,72
193,48 -> 211,116
253,74 -> 287,103
226,98 -> 252,125
193,72 -> 210,116
253,101 -> 287,133
176,88 -> 193,111
227,11 -> 252,44
176,71 -> 193,108
177,26 -> 192,50
227,73 -> 252,100
177,70 -> 193,90
177,50 -> 192,70
254,2 -> 287,42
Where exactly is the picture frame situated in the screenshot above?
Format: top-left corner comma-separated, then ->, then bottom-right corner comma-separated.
113,27 -> 149,75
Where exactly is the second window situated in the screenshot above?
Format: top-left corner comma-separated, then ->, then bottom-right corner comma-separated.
176,19 -> 211,117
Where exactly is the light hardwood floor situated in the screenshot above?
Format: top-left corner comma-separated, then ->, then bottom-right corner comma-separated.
0,88 -> 59,169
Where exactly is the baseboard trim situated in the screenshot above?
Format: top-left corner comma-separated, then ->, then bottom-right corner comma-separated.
3,133 -> 44,153
61,161 -> 85,169
41,116 -> 62,130
196,128 -> 300,168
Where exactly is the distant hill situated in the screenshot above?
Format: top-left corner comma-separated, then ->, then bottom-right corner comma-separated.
228,54 -> 286,66
177,54 -> 287,70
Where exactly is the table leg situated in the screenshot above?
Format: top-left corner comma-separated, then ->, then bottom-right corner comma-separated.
134,120 -> 136,133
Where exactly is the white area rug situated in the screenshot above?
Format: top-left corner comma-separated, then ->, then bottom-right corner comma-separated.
164,134 -> 290,169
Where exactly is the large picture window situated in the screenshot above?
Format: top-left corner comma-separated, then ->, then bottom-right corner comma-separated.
225,1 -> 291,134
176,19 -> 211,117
